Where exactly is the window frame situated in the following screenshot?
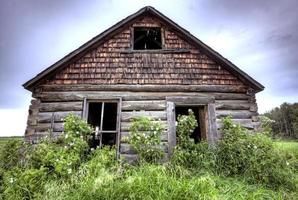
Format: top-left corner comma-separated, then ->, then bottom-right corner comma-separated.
82,98 -> 121,156
166,96 -> 218,156
132,26 -> 163,50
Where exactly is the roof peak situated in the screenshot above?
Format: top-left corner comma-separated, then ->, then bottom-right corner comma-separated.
23,6 -> 264,92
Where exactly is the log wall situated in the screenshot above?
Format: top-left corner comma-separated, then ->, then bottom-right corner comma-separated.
26,85 -> 260,161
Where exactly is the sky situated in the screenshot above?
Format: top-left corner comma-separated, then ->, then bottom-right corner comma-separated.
0,0 -> 297,136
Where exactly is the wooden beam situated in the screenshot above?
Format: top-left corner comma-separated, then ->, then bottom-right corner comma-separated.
121,131 -> 168,142
121,121 -> 167,131
39,84 -> 248,93
216,110 -> 257,119
216,119 -> 254,129
37,111 -> 81,123
122,100 -> 166,111
121,111 -> 166,122
167,101 -> 176,156
167,96 -> 215,105
39,102 -> 82,112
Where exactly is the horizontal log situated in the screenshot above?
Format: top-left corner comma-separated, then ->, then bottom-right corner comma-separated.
35,91 -> 249,103
121,111 -> 167,122
122,100 -> 166,111
167,96 -> 214,104
121,121 -> 167,131
120,143 -> 168,154
216,110 -> 257,119
213,93 -> 249,100
216,103 -> 251,110
120,154 -> 138,164
39,102 -> 82,112
216,119 -> 254,129
121,131 -> 168,142
35,123 -> 64,132
37,111 -> 81,123
39,84 -> 248,93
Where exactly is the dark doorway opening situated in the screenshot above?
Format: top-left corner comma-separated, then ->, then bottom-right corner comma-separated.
87,102 -> 118,148
133,27 -> 162,50
175,106 -> 207,143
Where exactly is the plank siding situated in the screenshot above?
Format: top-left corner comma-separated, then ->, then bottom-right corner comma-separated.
44,16 -> 245,87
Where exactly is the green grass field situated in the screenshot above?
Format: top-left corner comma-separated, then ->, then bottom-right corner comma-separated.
0,137 -> 23,149
274,140 -> 298,159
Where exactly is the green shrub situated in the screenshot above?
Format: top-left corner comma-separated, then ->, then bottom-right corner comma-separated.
216,116 -> 297,190
129,116 -> 165,163
176,109 -> 198,148
172,110 -> 216,171
0,139 -> 23,170
2,167 -> 48,199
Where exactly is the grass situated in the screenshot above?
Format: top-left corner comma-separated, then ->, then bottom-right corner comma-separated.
274,140 -> 298,159
1,137 -> 297,200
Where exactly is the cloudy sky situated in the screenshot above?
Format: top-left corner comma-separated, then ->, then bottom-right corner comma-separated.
0,0 -> 297,136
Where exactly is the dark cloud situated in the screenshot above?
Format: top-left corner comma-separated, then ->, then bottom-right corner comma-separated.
0,0 -> 297,112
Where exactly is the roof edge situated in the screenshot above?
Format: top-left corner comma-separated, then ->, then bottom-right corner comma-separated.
23,6 -> 264,92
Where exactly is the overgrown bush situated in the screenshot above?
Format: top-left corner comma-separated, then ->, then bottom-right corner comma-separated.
171,110 -> 216,171
216,116 -> 297,190
129,116 -> 165,163
1,114 -> 93,199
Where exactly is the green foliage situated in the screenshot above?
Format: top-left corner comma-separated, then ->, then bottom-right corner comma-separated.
0,114 -> 93,199
129,116 -> 164,163
216,116 -> 297,190
176,109 -> 198,147
172,110 -> 216,171
2,167 -> 48,199
0,139 -> 23,170
1,114 -> 297,199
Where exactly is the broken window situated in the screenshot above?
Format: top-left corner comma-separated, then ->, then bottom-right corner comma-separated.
175,106 -> 207,143
133,27 -> 162,50
87,102 -> 118,148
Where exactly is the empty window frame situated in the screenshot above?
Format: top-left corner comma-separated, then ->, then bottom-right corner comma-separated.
133,27 -> 162,50
87,101 -> 119,148
175,106 -> 207,143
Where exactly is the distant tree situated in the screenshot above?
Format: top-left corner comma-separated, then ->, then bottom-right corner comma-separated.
264,102 -> 298,139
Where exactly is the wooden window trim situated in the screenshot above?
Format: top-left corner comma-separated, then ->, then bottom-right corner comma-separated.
82,98 -> 122,156
166,96 -> 218,156
132,26 -> 163,50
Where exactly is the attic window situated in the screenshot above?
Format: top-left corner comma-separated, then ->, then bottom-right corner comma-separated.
133,27 -> 162,50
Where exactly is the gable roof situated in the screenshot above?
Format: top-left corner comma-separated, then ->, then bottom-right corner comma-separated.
23,6 -> 264,92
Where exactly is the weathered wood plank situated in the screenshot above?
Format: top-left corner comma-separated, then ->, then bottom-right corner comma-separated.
39,84 -> 248,93
216,119 -> 254,129
35,91 -> 249,103
120,131 -> 168,142
121,111 -> 166,122
39,102 -> 83,112
121,121 -> 167,131
216,110 -> 257,119
120,143 -> 168,154
35,123 -> 64,132
215,102 -> 251,110
122,100 -> 166,111
37,111 -> 81,123
120,154 -> 138,164
207,103 -> 218,144
166,96 -> 215,104
167,101 -> 176,156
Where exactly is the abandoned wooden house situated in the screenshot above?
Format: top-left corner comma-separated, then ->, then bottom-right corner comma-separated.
23,6 -> 264,159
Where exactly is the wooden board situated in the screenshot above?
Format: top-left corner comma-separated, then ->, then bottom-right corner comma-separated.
121,111 -> 166,122
122,100 -> 166,111
39,102 -> 83,112
121,121 -> 167,131
37,111 -> 81,123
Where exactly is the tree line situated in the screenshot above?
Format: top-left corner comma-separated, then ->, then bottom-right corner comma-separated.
264,102 -> 298,139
